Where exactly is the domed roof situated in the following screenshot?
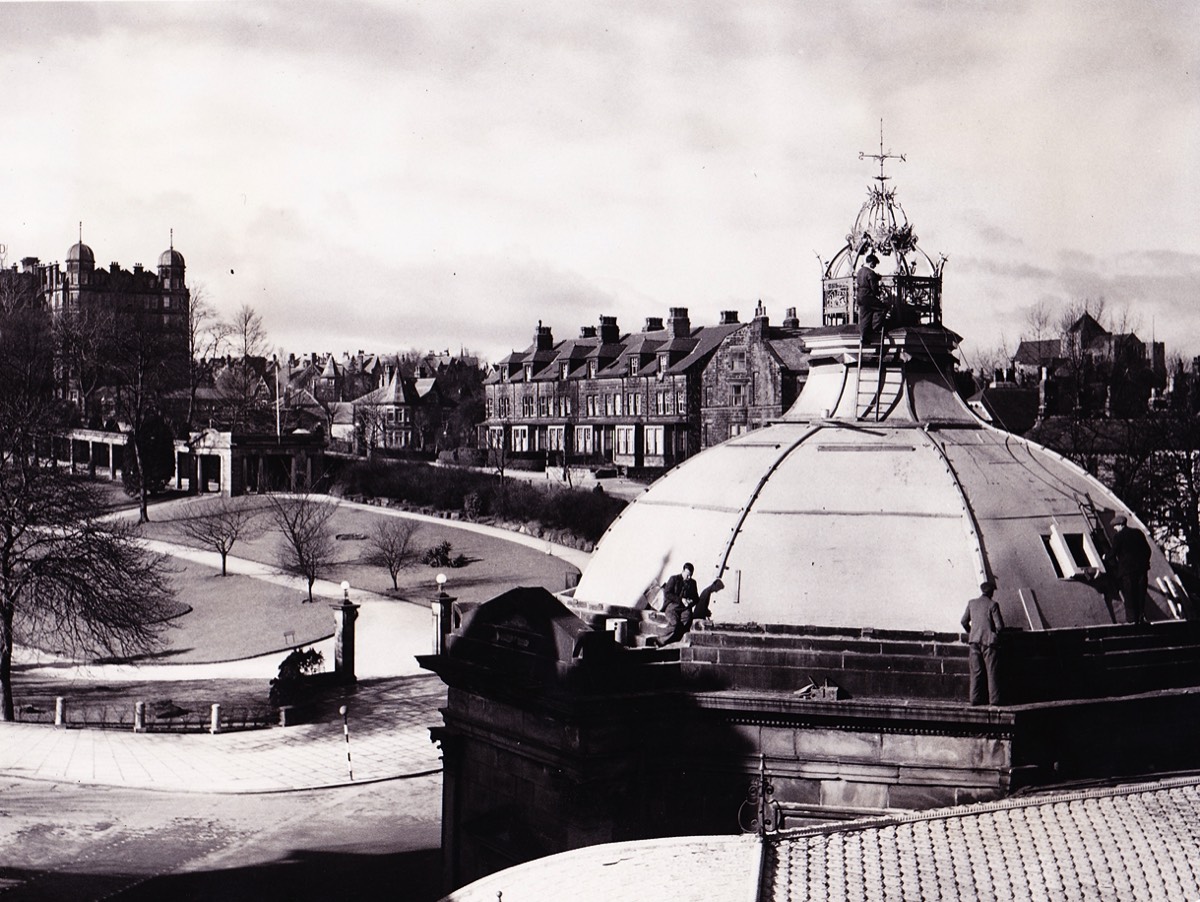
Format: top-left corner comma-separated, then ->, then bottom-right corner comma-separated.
66,242 -> 94,266
572,327 -> 1186,634
158,248 -> 185,268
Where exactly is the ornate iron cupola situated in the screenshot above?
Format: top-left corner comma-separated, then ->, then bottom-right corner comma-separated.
820,126 -> 947,329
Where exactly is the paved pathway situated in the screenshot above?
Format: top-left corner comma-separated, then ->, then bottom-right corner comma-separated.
0,675 -> 446,793
2,504 -> 592,793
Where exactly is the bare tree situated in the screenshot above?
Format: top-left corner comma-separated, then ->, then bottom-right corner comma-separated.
0,305 -> 176,720
355,402 -> 390,457
173,496 -> 266,576
224,303 -> 269,361
965,337 -> 1011,386
185,284 -> 228,430
363,517 -> 419,590
107,303 -> 189,523
213,304 -> 272,432
268,493 -> 337,603
488,421 -> 511,515
53,306 -> 118,426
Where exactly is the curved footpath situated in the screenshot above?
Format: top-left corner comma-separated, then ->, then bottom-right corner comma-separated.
1,502 -> 592,793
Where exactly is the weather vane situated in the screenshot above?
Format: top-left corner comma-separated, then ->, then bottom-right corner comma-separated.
859,119 -> 905,184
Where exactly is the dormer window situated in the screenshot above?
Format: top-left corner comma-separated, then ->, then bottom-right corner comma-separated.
588,360 -> 597,378
560,362 -> 569,380
1042,523 -> 1104,579
524,364 -> 533,381
629,357 -> 639,376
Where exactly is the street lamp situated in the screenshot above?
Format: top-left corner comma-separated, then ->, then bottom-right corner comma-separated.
436,573 -> 447,595
341,580 -> 350,603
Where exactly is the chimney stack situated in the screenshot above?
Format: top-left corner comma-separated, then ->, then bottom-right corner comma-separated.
534,320 -> 554,351
580,325 -> 597,339
668,307 -> 691,339
719,310 -> 739,325
598,315 -> 620,345
783,307 -> 800,330
644,316 -> 664,332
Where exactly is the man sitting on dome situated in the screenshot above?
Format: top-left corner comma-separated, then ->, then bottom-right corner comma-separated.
655,563 -> 699,646
855,252 -> 888,342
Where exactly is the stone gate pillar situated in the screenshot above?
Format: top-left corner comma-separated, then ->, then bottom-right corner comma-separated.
331,581 -> 361,683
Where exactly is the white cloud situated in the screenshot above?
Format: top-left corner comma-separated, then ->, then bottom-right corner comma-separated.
0,0 -> 1196,365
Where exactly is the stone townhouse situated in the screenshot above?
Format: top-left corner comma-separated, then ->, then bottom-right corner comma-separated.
482,305 -> 810,474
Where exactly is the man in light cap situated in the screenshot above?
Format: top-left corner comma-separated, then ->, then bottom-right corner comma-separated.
961,579 -> 1004,706
1107,513 -> 1152,624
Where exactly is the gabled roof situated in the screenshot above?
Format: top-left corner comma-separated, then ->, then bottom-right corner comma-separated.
667,323 -> 745,374
765,336 -> 810,372
1013,338 -> 1063,367
355,375 -> 409,406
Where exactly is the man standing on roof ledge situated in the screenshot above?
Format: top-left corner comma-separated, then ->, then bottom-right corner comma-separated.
962,579 -> 1004,706
1107,514 -> 1152,625
855,252 -> 888,342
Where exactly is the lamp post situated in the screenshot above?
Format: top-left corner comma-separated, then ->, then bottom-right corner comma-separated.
331,580 -> 360,683
432,572 -> 456,654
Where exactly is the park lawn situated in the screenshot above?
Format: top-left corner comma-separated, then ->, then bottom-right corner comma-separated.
18,558 -> 333,666
147,559 -> 334,664
143,497 -> 581,606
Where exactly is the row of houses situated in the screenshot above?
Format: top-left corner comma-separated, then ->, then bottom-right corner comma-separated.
481,303 -> 810,472
185,348 -> 479,454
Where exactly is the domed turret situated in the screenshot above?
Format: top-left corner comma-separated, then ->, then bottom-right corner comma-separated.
158,236 -> 185,290
572,150 -> 1187,639
66,242 -> 94,268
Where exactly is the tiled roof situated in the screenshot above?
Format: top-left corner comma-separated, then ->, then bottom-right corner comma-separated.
763,778 -> 1200,901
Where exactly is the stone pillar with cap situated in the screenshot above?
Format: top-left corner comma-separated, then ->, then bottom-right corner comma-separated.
332,580 -> 361,683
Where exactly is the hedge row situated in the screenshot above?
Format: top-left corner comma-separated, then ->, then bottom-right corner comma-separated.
335,459 -> 626,543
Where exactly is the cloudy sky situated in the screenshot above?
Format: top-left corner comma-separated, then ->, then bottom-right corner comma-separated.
2,1 -> 1197,367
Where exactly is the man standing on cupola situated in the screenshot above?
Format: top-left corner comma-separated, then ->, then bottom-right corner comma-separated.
856,251 -> 888,341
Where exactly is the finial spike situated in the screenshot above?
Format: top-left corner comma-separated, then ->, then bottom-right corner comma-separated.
858,119 -> 906,183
